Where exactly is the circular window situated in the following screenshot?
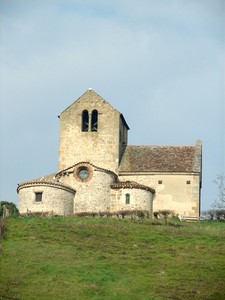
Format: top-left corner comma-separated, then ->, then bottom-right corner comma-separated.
73,163 -> 93,182
78,168 -> 89,180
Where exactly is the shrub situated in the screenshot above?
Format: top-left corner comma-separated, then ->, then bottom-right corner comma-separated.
155,209 -> 175,225
117,210 -> 132,219
208,210 -> 216,220
23,211 -> 54,217
106,212 -> 112,218
99,211 -> 105,218
99,211 -> 111,218
201,209 -> 225,221
0,201 -> 19,217
170,214 -> 181,222
75,212 -> 97,217
153,211 -> 159,219
135,210 -> 145,218
214,209 -> 225,221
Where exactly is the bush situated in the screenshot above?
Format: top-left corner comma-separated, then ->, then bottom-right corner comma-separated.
155,209 -> 175,225
0,201 -> 19,217
120,210 -> 150,220
21,211 -> 54,217
153,212 -> 159,219
116,210 -> 132,219
135,210 -> 145,218
75,212 -> 95,217
72,210 -> 150,219
171,214 -> 180,221
99,211 -> 112,218
201,209 -> 225,221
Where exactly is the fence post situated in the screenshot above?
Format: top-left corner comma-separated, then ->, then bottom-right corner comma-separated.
3,205 -> 9,219
0,217 -> 5,240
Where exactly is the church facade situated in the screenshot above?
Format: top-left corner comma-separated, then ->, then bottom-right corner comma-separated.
18,89 -> 202,219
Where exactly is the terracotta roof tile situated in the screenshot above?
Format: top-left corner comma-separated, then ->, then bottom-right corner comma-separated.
111,181 -> 155,193
17,173 -> 76,193
119,145 -> 197,173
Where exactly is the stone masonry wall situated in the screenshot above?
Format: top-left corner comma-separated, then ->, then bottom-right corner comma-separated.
58,90 -> 121,173
119,117 -> 128,162
59,164 -> 117,213
118,173 -> 200,218
110,188 -> 153,215
18,184 -> 75,216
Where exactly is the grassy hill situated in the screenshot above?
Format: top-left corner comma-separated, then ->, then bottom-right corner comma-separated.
0,217 -> 225,300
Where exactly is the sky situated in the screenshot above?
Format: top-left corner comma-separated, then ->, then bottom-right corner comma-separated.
0,0 -> 224,211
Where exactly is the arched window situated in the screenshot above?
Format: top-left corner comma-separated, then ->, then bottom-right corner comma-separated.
91,110 -> 98,132
82,110 -> 89,132
125,193 -> 130,204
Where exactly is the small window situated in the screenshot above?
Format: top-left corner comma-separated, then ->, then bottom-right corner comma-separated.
186,180 -> 191,185
158,180 -> 162,184
82,110 -> 89,132
125,193 -> 130,204
91,110 -> 98,131
35,192 -> 42,202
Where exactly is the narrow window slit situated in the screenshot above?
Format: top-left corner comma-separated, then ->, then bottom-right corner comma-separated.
82,110 -> 89,132
91,110 -> 98,131
125,193 -> 130,204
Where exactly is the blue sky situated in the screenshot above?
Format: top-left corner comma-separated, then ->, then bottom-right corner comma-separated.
0,0 -> 224,210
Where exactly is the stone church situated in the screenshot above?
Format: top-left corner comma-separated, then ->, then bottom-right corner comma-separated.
18,89 -> 202,219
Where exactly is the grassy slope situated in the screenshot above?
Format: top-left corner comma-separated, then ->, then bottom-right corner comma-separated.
0,217 -> 225,300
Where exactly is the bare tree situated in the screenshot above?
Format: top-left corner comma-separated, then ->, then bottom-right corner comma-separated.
212,174 -> 225,209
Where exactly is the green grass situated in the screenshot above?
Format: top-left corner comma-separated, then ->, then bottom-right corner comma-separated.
0,217 -> 225,300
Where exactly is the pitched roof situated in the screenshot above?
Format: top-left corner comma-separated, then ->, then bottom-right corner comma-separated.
59,89 -> 129,129
111,181 -> 155,193
119,142 -> 201,173
17,173 -> 76,193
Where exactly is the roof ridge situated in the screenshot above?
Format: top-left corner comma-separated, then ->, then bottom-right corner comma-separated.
127,144 -> 194,148
56,161 -> 117,178
17,179 -> 76,193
